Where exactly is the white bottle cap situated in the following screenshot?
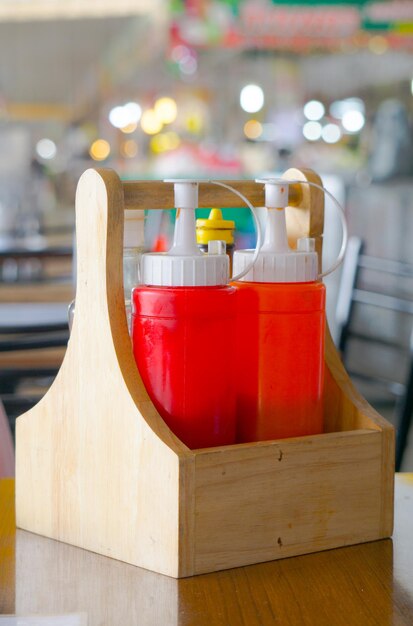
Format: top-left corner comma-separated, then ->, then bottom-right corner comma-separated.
124,209 -> 145,248
233,179 -> 318,283
141,180 -> 229,287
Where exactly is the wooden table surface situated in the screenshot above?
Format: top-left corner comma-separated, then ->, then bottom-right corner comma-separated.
0,281 -> 73,303
0,475 -> 412,625
0,303 -> 69,372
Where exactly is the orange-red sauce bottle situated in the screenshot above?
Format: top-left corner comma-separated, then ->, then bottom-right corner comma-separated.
232,179 -> 325,442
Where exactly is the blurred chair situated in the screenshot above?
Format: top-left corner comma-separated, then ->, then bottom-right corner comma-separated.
0,315 -> 69,432
336,236 -> 413,471
0,398 -> 14,477
0,235 -> 73,436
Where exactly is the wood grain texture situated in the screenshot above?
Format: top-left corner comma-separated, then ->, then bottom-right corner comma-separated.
283,167 -> 324,269
193,429 -> 387,574
15,168 -> 193,578
323,327 -> 395,539
15,167 -> 394,578
122,179 -> 303,210
1,477 -> 412,625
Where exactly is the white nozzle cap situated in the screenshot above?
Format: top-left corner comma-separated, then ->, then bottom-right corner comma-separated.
141,180 -> 229,287
256,178 -> 289,209
234,179 -> 318,283
165,179 -> 199,209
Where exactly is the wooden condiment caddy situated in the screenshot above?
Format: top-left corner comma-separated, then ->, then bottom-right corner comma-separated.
15,167 -> 394,578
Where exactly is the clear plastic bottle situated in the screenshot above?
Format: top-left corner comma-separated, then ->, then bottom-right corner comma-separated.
123,209 -> 145,331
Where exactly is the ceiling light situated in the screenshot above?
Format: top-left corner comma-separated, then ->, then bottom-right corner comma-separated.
154,97 -> 177,124
141,109 -> 163,135
322,124 -> 342,144
342,110 -> 365,133
123,102 -> 142,123
244,120 -> 263,140
109,102 -> 141,129
240,85 -> 264,113
109,106 -> 129,129
121,122 -> 138,134
36,138 -> 57,160
89,139 -> 110,161
330,98 -> 365,120
302,121 -> 322,141
121,140 -> 138,158
303,100 -> 325,121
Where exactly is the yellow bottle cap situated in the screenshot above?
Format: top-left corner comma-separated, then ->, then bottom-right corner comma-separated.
196,208 -> 235,245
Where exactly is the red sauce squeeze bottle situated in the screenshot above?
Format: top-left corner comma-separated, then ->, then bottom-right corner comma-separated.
233,179 -> 326,442
132,180 -> 237,449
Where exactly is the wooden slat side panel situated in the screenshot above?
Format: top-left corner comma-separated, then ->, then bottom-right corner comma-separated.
323,364 -> 370,433
193,431 -> 388,575
323,328 -> 394,433
16,168 -> 185,578
380,424 -> 395,537
178,453 -> 196,577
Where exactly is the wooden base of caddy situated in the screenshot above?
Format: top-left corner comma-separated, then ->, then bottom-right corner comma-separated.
15,168 -> 394,578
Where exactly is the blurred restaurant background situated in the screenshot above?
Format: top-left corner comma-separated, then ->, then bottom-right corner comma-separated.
0,0 -> 412,470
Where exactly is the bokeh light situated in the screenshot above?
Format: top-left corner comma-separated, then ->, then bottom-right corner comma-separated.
330,98 -> 365,120
121,140 -> 138,158
244,120 -> 263,140
154,97 -> 178,124
322,123 -> 342,144
121,122 -> 138,134
302,121 -> 322,141
89,139 -> 110,161
240,85 -> 264,113
109,102 -> 141,129
150,132 -> 181,153
141,109 -> 163,135
368,36 -> 389,55
303,100 -> 325,121
342,110 -> 365,133
36,138 -> 57,160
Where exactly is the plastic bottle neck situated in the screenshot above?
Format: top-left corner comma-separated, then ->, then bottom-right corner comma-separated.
170,208 -> 202,257
261,208 -> 290,253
